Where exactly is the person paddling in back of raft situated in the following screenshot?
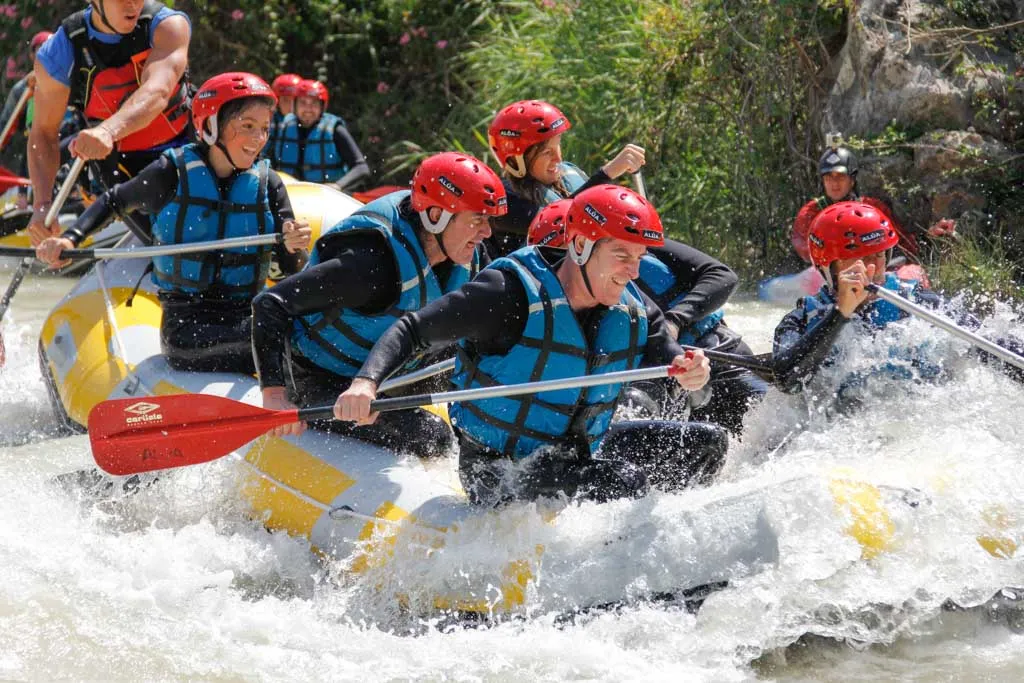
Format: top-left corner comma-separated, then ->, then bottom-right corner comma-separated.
485,99 -> 647,258
264,73 -> 302,162
251,152 -> 507,459
791,138 -> 956,287
28,0 -> 194,246
335,184 -> 727,507
36,72 -> 311,373
268,78 -> 370,193
527,198 -> 768,435
774,201 -> 1024,397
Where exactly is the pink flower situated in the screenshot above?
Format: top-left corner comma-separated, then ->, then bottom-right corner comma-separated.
398,32 -> 411,46
369,135 -> 381,144
231,9 -> 244,21
435,40 -> 448,50
6,57 -> 18,80
20,16 -> 32,29
376,81 -> 390,94
542,0 -> 556,7
414,27 -> 427,38
4,6 -> 17,18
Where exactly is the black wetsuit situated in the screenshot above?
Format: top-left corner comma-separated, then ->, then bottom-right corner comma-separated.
630,240 -> 768,435
485,168 -> 612,258
251,213 -> 477,459
270,118 -> 371,193
351,251 -> 728,506
61,149 -> 303,373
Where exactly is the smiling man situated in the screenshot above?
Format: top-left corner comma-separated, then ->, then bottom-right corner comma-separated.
251,152 -> 507,458
27,0 -> 191,245
334,184 -> 727,506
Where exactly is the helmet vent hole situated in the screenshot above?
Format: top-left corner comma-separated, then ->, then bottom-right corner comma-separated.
483,185 -> 495,193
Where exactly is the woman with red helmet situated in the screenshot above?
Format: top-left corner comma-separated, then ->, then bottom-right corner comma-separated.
263,73 -> 302,158
251,152 -> 507,458
36,72 -> 311,373
268,78 -> 370,193
527,198 -> 766,435
484,99 -> 646,258
335,184 -> 726,506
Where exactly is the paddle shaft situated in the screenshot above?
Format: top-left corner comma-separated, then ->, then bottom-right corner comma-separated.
292,363 -> 685,421
0,87 -> 30,153
0,158 -> 86,325
633,170 -> 647,199
0,232 -> 284,261
867,284 -> 1024,372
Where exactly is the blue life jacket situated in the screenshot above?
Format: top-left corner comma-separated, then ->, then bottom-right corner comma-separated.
450,246 -> 648,459
635,254 -> 725,345
291,191 -> 479,377
263,110 -> 284,160
151,144 -> 274,299
541,161 -> 588,204
273,112 -> 349,183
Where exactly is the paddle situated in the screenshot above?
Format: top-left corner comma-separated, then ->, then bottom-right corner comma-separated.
867,284 -> 1024,373
0,86 -> 30,153
0,232 -> 284,261
89,362 -> 697,476
0,157 -> 86,367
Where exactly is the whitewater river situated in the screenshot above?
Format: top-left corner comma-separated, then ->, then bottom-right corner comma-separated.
1,266 -> 1022,682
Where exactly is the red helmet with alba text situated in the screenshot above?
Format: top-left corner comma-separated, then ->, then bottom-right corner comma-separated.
807,201 -> 898,269
565,185 -> 663,265
527,198 -> 571,248
270,73 -> 303,98
410,152 -> 508,234
192,72 -> 276,145
30,31 -> 53,52
488,100 -> 572,178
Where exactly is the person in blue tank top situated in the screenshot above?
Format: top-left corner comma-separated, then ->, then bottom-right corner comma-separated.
484,99 -> 648,258
335,185 -> 727,507
268,79 -> 371,192
527,199 -> 769,435
37,72 -> 311,373
251,152 -> 508,459
773,201 -> 1024,403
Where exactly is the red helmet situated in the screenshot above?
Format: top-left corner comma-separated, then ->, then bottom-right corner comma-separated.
30,31 -> 53,52
297,79 -> 329,107
527,198 -> 571,248
808,200 -> 898,269
270,73 -> 302,98
565,185 -> 663,265
192,72 -> 276,144
488,100 -> 572,178
410,152 -> 508,234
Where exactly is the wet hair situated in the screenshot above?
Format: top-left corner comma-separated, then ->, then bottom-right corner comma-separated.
503,141 -> 570,205
215,95 -> 275,135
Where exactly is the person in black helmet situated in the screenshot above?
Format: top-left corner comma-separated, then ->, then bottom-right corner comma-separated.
791,138 -> 956,270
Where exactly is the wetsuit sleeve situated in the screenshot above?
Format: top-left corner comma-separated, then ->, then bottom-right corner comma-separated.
648,240 -> 738,331
329,124 -> 371,193
639,291 -> 687,367
772,302 -> 849,393
0,79 -> 27,141
251,233 -> 399,389
266,169 -> 304,276
61,155 -> 177,246
490,188 -> 536,237
576,168 -> 612,194
356,269 -> 529,386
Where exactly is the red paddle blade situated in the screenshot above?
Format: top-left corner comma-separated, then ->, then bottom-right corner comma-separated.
88,394 -> 298,476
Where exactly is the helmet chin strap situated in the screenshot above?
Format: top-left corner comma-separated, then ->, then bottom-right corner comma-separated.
418,209 -> 454,261
91,0 -> 131,36
567,238 -> 597,298
202,119 -> 244,171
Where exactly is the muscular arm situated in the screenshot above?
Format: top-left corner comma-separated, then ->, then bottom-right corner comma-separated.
97,16 -> 189,142
251,233 -> 400,388
356,269 -> 529,386
645,240 -> 738,331
27,65 -> 71,213
330,124 -> 371,193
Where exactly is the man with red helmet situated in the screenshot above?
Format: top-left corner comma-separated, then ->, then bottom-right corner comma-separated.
268,78 -> 370,192
527,199 -> 766,435
251,152 -> 506,458
36,72 -> 310,373
28,0 -> 193,246
264,73 -> 302,158
484,99 -> 646,258
790,138 -> 955,272
335,184 -> 726,506
0,31 -> 55,208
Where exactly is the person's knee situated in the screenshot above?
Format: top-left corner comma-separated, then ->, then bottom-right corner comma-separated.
577,458 -> 649,504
